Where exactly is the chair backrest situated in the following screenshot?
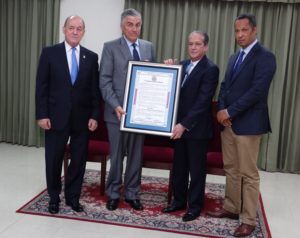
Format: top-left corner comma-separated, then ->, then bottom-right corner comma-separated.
92,101 -> 221,153
144,101 -> 221,151
144,134 -> 174,148
89,100 -> 108,141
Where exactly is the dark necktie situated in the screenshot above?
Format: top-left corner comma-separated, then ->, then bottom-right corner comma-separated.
233,50 -> 245,74
71,48 -> 78,85
132,43 -> 140,61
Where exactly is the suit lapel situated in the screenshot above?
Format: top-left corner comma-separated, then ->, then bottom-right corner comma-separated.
189,56 -> 207,79
74,45 -> 92,86
139,40 -> 147,60
79,46 -> 85,68
227,52 -> 240,84
79,46 -> 88,72
182,56 -> 207,88
182,60 -> 190,75
229,43 -> 260,84
76,46 -> 85,84
119,37 -> 132,62
58,42 -> 72,85
180,60 -> 190,87
240,43 -> 259,70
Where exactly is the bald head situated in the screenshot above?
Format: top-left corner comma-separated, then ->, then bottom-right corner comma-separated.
63,15 -> 85,47
64,15 -> 85,30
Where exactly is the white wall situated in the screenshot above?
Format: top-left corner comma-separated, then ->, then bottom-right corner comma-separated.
59,0 -> 125,58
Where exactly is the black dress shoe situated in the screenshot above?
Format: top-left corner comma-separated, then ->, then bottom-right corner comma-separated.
66,200 -> 84,212
48,203 -> 59,214
162,204 -> 186,213
106,199 -> 119,211
182,211 -> 200,222
125,199 -> 143,210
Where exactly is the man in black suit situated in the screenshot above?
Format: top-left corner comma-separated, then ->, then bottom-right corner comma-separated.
35,15 -> 100,214
207,14 -> 276,237
162,31 -> 219,221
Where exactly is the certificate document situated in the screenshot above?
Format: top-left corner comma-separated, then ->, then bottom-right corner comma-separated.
121,61 -> 182,137
130,70 -> 173,127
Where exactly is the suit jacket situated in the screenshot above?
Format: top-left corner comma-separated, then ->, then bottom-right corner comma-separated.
218,42 -> 276,135
178,55 -> 219,139
99,37 -> 155,123
35,42 -> 100,130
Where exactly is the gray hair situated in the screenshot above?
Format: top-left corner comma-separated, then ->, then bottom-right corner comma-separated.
189,30 -> 209,45
64,15 -> 85,29
121,8 -> 142,24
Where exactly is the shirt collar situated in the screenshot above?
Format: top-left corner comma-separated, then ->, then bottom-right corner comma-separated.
64,41 -> 80,52
190,59 -> 201,67
240,39 -> 258,55
123,36 -> 139,48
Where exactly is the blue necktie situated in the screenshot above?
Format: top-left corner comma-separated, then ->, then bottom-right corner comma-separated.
71,48 -> 78,85
132,43 -> 140,61
181,62 -> 193,87
232,50 -> 245,75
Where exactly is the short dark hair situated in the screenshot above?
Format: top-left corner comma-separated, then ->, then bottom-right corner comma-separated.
189,31 -> 209,45
235,13 -> 257,27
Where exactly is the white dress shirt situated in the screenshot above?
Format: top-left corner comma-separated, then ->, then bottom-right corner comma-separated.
65,42 -> 80,73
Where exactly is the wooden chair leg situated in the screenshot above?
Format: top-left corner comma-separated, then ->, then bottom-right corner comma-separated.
100,156 -> 107,196
167,168 -> 173,204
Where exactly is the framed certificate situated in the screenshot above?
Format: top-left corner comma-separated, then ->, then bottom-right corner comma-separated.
120,61 -> 182,137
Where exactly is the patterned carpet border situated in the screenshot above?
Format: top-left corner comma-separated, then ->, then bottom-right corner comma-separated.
16,170 -> 271,238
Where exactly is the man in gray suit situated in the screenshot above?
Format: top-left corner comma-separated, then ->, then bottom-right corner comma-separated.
99,8 -> 155,211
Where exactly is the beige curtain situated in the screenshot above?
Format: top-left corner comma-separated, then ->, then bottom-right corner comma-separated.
0,0 -> 60,146
125,0 -> 300,173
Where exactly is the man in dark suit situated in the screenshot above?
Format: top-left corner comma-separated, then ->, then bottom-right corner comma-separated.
99,8 -> 155,211
162,31 -> 219,222
207,14 -> 276,237
35,15 -> 100,214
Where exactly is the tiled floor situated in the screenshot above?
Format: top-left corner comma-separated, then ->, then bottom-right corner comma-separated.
0,143 -> 299,238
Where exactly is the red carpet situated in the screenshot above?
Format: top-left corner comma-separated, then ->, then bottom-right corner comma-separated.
17,170 -> 271,237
